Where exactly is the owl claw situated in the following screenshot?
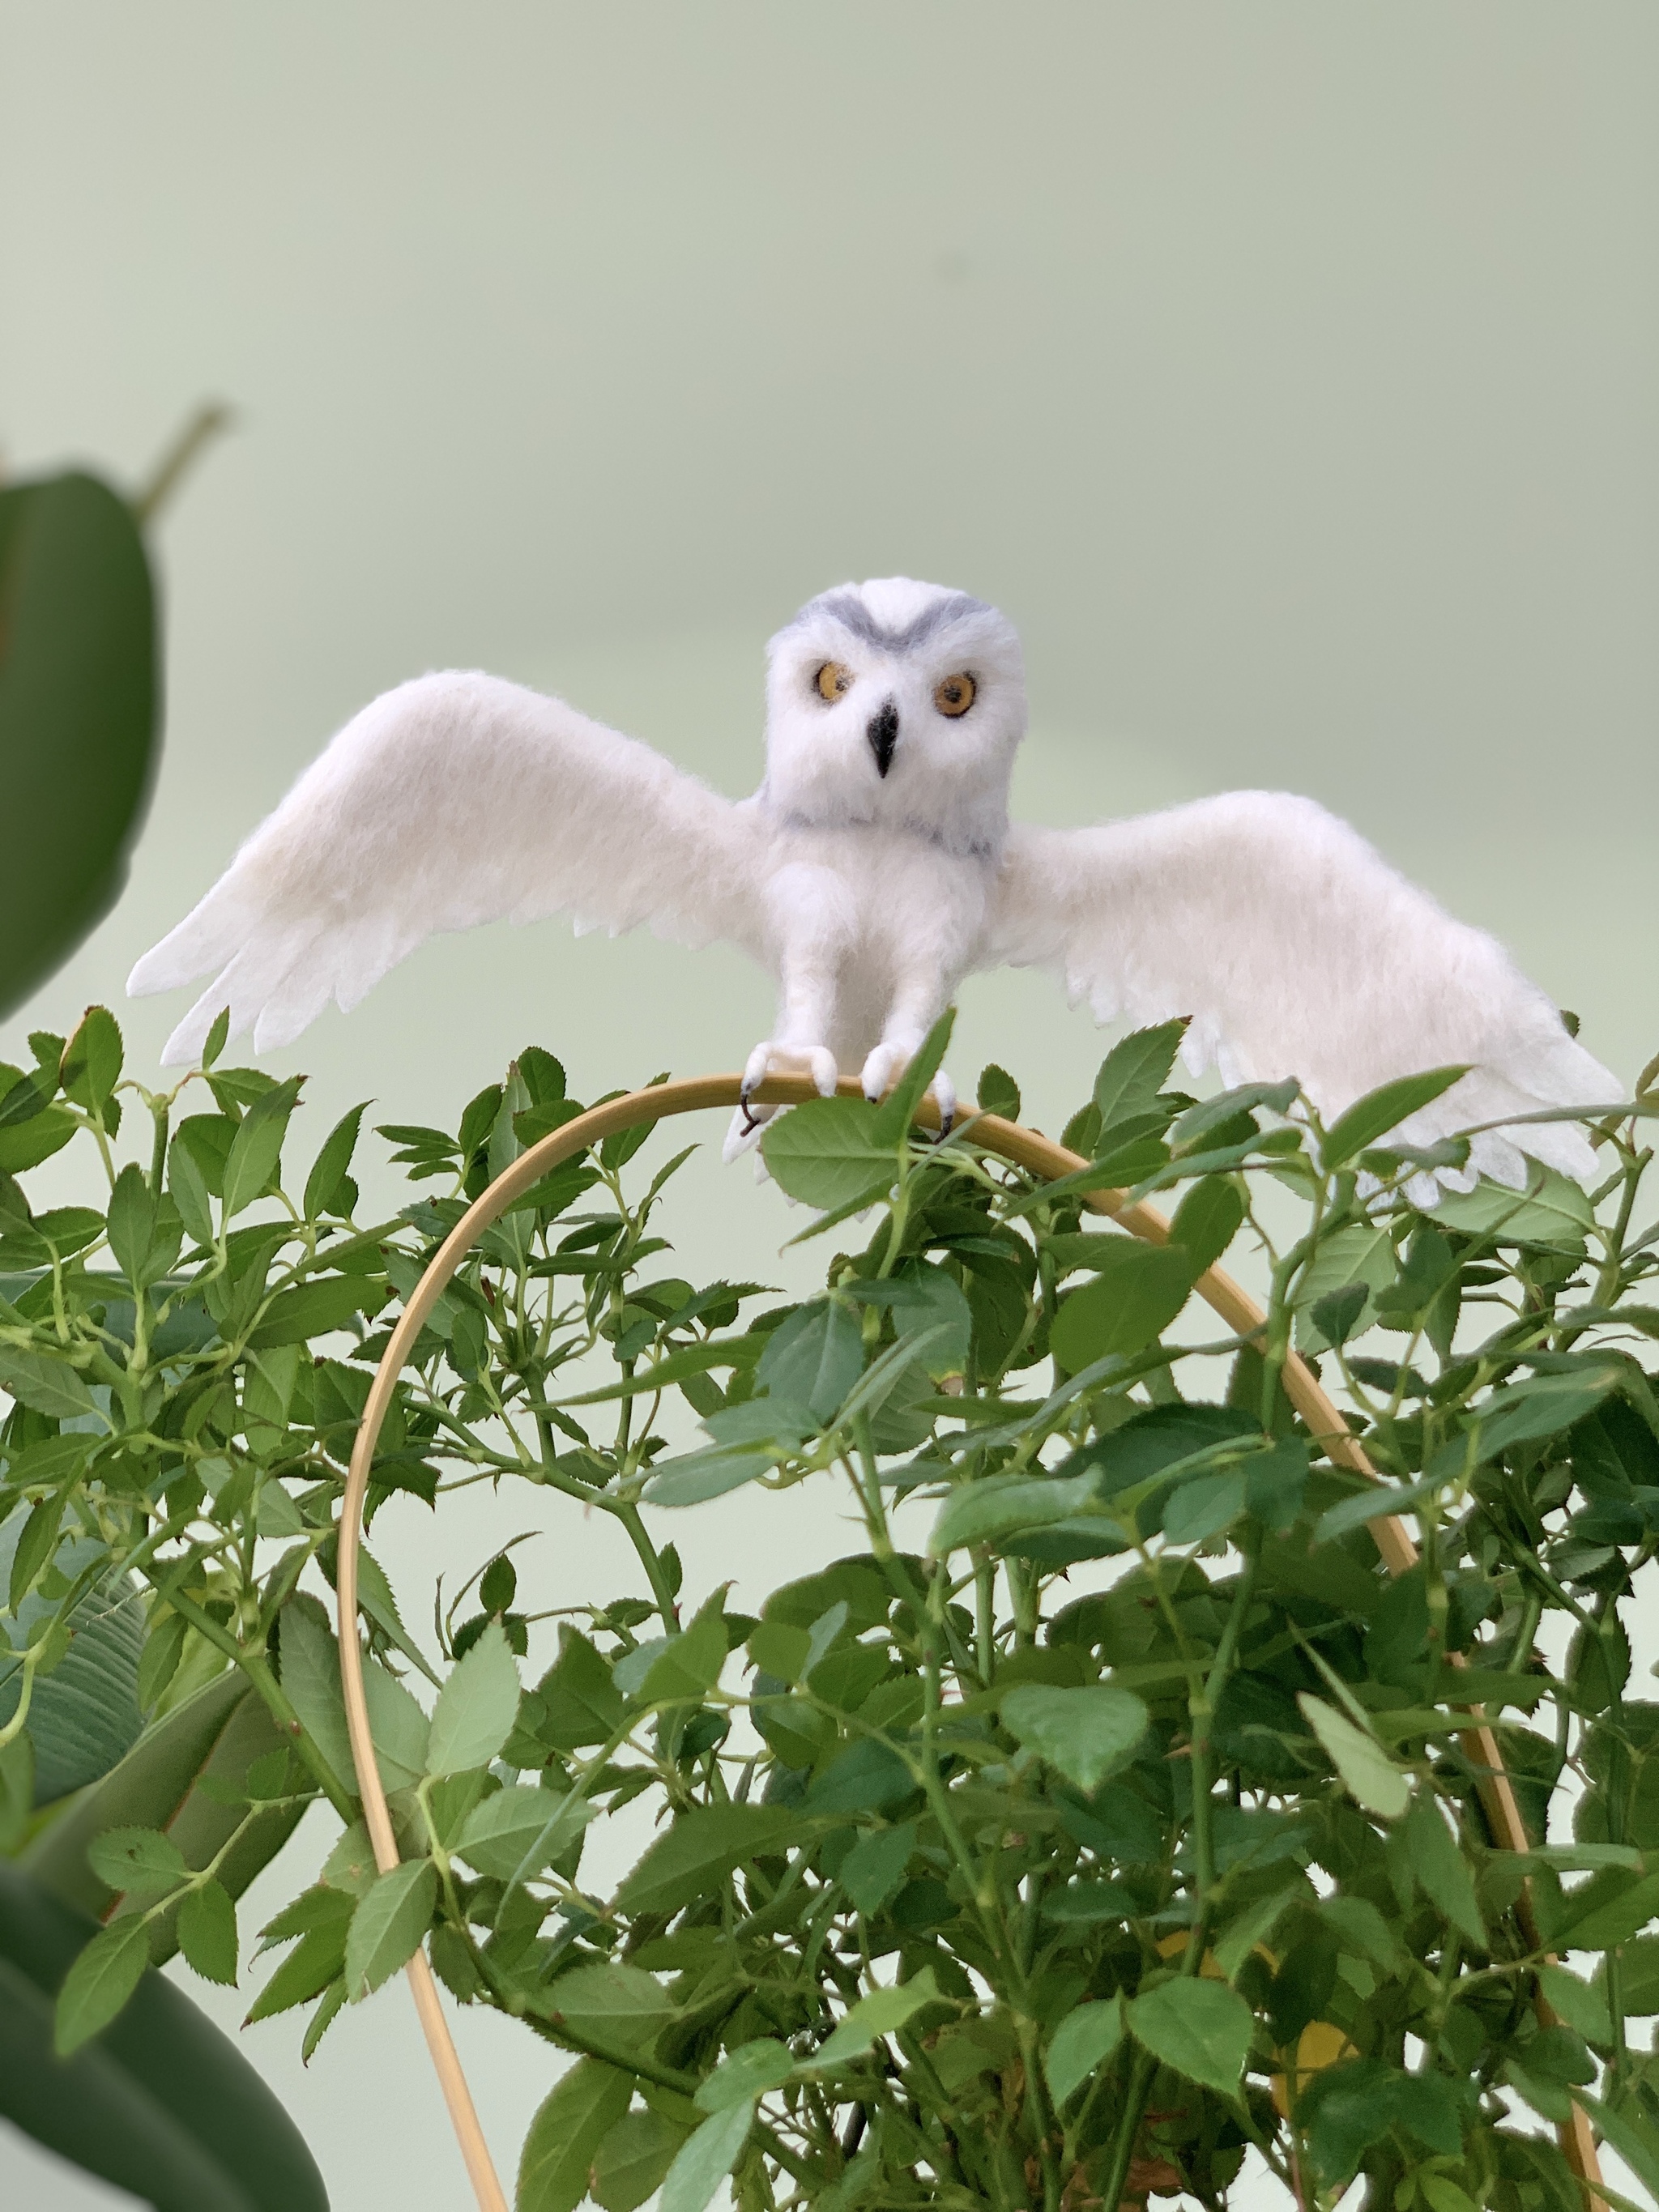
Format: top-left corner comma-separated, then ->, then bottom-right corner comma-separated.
740,1042 -> 838,1106
860,1046 -> 957,1136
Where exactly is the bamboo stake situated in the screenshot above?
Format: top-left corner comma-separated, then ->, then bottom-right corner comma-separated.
337,1075 -> 1605,2210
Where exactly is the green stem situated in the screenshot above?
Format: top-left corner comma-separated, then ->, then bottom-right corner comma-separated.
1097,2045 -> 1158,2212
612,1500 -> 679,1634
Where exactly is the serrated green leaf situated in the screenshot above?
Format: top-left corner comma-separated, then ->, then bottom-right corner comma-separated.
343,1859 -> 436,1999
1126,1976 -> 1252,2099
53,1917 -> 151,2053
615,1805 -> 804,1918
806,1968 -> 943,2069
1320,1067 -> 1469,1166
518,2056 -> 634,2212
761,1097 -> 895,1211
1045,1997 -> 1124,2108
1001,1684 -> 1148,1792
1049,1242 -> 1192,1370
87,1826 -> 188,1899
1299,1694 -> 1410,1819
592,2108 -> 691,2212
177,1880 -> 238,1985
659,2098 -> 755,2212
426,1622 -> 520,1776
0,1346 -> 96,1421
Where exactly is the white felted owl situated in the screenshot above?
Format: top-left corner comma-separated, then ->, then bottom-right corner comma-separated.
130,576 -> 1616,1188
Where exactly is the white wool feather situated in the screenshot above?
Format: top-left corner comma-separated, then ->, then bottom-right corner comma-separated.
129,579 -> 1619,1187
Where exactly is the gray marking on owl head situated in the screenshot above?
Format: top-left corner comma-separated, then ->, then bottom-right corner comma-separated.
800,588 -> 992,656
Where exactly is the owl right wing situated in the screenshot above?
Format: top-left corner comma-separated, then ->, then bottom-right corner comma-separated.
128,671 -> 771,1064
983,791 -> 1619,1188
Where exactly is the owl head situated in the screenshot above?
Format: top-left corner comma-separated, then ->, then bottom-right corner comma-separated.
760,577 -> 1026,855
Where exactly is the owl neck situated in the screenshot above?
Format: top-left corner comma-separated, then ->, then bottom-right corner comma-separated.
753,782 -> 1008,864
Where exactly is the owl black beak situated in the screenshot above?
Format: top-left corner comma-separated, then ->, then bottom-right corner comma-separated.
867,700 -> 898,779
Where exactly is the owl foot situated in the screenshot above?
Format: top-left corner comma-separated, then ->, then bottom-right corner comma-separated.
859,1046 -> 957,1138
723,1042 -> 839,1164
740,1041 -> 839,1112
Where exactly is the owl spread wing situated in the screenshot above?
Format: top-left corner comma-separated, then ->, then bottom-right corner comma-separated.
129,671 -> 770,1065
984,791 -> 1618,1187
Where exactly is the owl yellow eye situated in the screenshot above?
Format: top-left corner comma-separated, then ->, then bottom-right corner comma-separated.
933,672 -> 976,718
816,662 -> 853,703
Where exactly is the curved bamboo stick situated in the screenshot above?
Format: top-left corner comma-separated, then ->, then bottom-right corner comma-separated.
336,1074 -> 1604,2209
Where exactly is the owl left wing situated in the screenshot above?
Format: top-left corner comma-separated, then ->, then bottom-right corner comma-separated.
982,791 -> 1618,1185
129,671 -> 772,1066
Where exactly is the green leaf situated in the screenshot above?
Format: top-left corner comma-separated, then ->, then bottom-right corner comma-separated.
1168,1176 -> 1245,1276
1299,2057 -> 1461,2181
168,1131 -> 215,1246
0,1862 -> 327,2208
1552,1869 -> 1659,1954
0,1345 -> 96,1420
928,1469 -> 1101,1557
1000,1684 -> 1148,1792
976,1064 -> 1021,1120
343,1859 -> 437,1999
761,1096 -> 896,1210
1093,1021 -> 1187,1136
1298,1694 -> 1410,1819
535,1630 -> 624,1750
1316,1471 -> 1444,1543
615,1805 -> 804,1918
454,1784 -> 596,1881
279,1592 -> 426,1795
60,1006 -> 123,1111
1126,1976 -> 1252,2099
247,1272 -> 386,1348
1431,1166 -> 1594,1247
757,1300 -> 863,1421
53,1917 -> 151,2053
0,472 -> 159,1018
592,2108 -> 692,2212
177,1881 -> 238,1985
838,1823 -> 915,1916
1572,2088 -> 1659,2201
630,1595 -> 729,1707
8,1487 -> 67,1610
1405,1792 -> 1485,1946
87,1826 -> 188,1899
804,1739 -> 915,1816
1294,1223 -> 1398,1353
557,1334 -> 763,1406
220,1076 -> 302,1217
807,1968 -> 941,2069
426,1622 -> 521,1776
1045,1997 -> 1124,2108
696,2039 -> 795,2113
659,2098 -> 755,2212
518,2056 -> 634,2212
1472,1368 -> 1621,1459
1161,1468 -> 1247,1546
304,1102 -> 367,1218
1320,1067 -> 1469,1166
1048,1242 -> 1193,1371
106,1163 -> 182,1293
645,1443 -> 778,1507
544,1961 -> 678,2050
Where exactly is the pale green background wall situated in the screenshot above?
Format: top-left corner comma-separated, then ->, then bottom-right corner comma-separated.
2,6 -> 1657,2205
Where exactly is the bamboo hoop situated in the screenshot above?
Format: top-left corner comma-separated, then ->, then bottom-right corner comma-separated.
336,1074 -> 1605,2209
